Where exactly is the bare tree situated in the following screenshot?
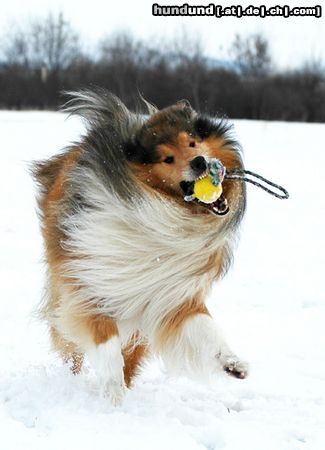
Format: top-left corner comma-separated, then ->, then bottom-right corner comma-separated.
169,28 -> 206,110
99,32 -> 162,103
3,12 -> 80,73
30,12 -> 80,72
1,18 -> 324,122
3,27 -> 30,67
99,32 -> 142,100
231,33 -> 272,77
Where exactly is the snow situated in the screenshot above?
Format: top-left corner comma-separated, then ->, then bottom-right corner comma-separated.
0,111 -> 324,450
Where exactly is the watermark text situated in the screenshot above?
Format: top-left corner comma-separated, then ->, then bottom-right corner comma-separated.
152,3 -> 322,18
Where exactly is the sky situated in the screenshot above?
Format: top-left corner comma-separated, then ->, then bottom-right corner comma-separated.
1,0 -> 325,69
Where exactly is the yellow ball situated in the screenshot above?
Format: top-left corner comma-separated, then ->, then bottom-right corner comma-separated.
193,177 -> 223,204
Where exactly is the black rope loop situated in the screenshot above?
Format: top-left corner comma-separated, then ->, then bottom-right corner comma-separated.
225,169 -> 289,200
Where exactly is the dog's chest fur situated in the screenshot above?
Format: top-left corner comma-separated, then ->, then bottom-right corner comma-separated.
63,182 -> 233,341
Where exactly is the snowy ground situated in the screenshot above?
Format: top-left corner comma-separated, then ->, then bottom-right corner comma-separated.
0,111 -> 324,450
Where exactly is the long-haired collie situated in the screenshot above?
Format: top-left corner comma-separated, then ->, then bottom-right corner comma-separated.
33,89 -> 248,405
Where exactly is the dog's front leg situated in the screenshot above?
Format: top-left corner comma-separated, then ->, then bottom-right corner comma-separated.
85,315 -> 126,405
157,304 -> 248,379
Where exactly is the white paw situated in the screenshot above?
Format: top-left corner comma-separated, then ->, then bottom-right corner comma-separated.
103,379 -> 127,407
87,336 -> 126,405
223,357 -> 249,379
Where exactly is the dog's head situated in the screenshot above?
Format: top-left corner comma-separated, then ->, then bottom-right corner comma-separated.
124,101 -> 245,217
63,90 -> 245,219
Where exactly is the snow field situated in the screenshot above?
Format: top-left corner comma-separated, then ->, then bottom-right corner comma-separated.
0,112 -> 324,450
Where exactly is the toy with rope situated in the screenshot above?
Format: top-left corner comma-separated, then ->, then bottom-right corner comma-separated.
183,158 -> 289,215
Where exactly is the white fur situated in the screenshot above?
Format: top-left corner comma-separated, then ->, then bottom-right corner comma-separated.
60,168 -> 237,350
160,313 -> 247,379
87,336 -> 126,406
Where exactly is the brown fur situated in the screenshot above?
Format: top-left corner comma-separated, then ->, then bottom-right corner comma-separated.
35,148 -> 88,366
123,335 -> 150,388
86,315 -> 119,345
37,148 -> 81,269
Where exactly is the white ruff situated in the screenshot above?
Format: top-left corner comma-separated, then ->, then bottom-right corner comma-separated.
61,172 -> 236,347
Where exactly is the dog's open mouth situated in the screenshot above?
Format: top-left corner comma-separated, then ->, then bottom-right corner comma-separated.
179,180 -> 229,216
206,195 -> 229,216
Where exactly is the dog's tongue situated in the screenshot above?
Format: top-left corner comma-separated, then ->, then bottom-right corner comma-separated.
209,194 -> 229,216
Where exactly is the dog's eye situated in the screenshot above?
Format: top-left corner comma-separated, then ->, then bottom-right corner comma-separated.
189,141 -> 196,148
164,156 -> 175,164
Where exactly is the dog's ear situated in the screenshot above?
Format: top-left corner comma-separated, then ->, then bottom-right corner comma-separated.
123,139 -> 158,164
176,99 -> 192,110
194,115 -> 233,140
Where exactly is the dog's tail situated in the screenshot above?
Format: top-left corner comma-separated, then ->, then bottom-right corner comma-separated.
61,89 -> 149,202
62,88 -> 148,140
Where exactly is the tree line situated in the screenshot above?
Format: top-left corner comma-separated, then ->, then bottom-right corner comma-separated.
0,12 -> 324,122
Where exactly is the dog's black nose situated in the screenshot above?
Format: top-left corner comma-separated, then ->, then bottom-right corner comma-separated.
190,156 -> 207,173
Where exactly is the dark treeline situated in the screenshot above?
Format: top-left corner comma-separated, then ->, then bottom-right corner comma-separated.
0,13 -> 324,122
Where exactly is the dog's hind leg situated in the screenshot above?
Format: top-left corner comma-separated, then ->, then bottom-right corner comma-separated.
51,301 -> 126,405
50,326 -> 84,374
122,335 -> 149,388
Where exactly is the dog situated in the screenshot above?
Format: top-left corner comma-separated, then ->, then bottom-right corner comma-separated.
33,89 -> 248,405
